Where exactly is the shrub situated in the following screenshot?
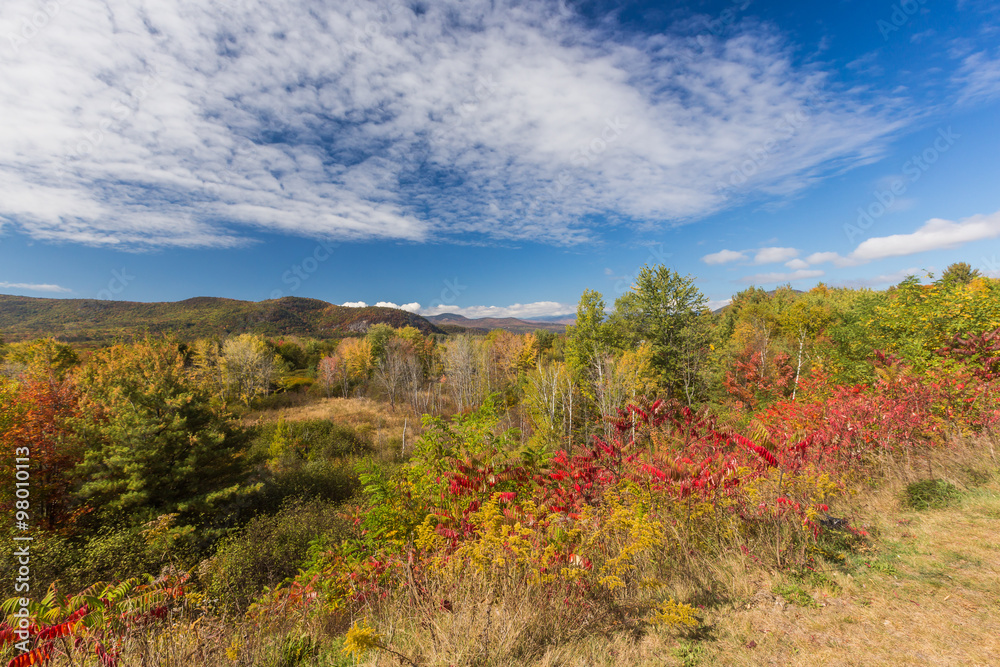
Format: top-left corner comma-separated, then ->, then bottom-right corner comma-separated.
202,499 -> 350,613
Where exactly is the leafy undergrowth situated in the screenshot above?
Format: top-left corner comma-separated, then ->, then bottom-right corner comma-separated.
5,351 -> 1000,666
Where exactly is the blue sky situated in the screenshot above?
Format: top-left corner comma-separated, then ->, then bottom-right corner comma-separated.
1,0 -> 999,318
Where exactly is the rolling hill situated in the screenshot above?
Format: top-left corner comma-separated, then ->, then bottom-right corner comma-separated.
0,295 -> 445,344
423,313 -> 568,334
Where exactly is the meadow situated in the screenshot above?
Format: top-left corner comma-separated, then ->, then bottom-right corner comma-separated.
2,262 -> 999,666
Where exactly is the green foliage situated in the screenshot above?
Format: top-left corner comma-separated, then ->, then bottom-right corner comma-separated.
237,418 -> 368,512
71,525 -> 163,585
366,323 -> 396,361
565,289 -> 612,384
252,418 -> 370,465
672,640 -> 707,667
611,265 -> 707,395
274,340 -> 308,369
938,261 -> 981,286
357,397 -> 525,546
222,333 -> 283,406
829,275 -> 1000,382
202,499 -> 350,613
72,336 -> 254,532
279,633 -> 320,666
0,337 -> 79,378
533,328 -> 557,353
771,581 -> 818,607
904,479 -> 961,510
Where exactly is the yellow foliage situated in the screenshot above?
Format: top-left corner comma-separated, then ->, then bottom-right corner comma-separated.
338,337 -> 374,380
648,598 -> 700,630
342,619 -> 382,658
617,341 -> 659,398
576,489 -> 666,592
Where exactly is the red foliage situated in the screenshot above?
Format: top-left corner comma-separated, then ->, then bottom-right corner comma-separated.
0,372 -> 84,531
723,347 -> 795,409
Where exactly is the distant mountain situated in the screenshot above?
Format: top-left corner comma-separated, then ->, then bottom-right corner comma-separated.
424,313 -> 568,334
0,295 -> 445,344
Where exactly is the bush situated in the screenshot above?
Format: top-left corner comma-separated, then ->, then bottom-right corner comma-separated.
904,479 -> 961,510
201,499 -> 350,613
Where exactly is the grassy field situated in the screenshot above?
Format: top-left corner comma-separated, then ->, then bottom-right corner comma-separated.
245,395 -> 425,460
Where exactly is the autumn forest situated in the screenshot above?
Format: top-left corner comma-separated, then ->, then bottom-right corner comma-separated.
2,262 -> 1000,666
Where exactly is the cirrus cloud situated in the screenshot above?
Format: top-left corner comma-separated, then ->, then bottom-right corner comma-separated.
0,0 -> 906,249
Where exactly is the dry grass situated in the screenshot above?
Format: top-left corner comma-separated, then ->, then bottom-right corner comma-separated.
695,485 -> 1000,666
245,395 -> 426,458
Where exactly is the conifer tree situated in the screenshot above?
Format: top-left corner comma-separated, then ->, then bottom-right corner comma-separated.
72,336 -> 252,530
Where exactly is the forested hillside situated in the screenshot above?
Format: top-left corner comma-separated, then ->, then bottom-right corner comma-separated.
2,262 -> 999,666
0,295 -> 445,343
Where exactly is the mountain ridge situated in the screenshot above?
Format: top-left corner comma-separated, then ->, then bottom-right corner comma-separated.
0,294 -> 445,343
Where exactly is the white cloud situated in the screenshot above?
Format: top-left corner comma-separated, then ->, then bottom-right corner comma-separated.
341,301 -> 368,308
955,49 -> 1000,105
702,249 -> 746,265
0,0 -> 905,249
784,258 -> 809,270
805,251 -> 858,267
0,281 -> 72,293
706,298 -> 732,311
754,246 -> 799,264
741,269 -> 824,284
850,211 -> 1000,262
420,301 -> 576,319
806,251 -> 840,264
373,301 -> 421,313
